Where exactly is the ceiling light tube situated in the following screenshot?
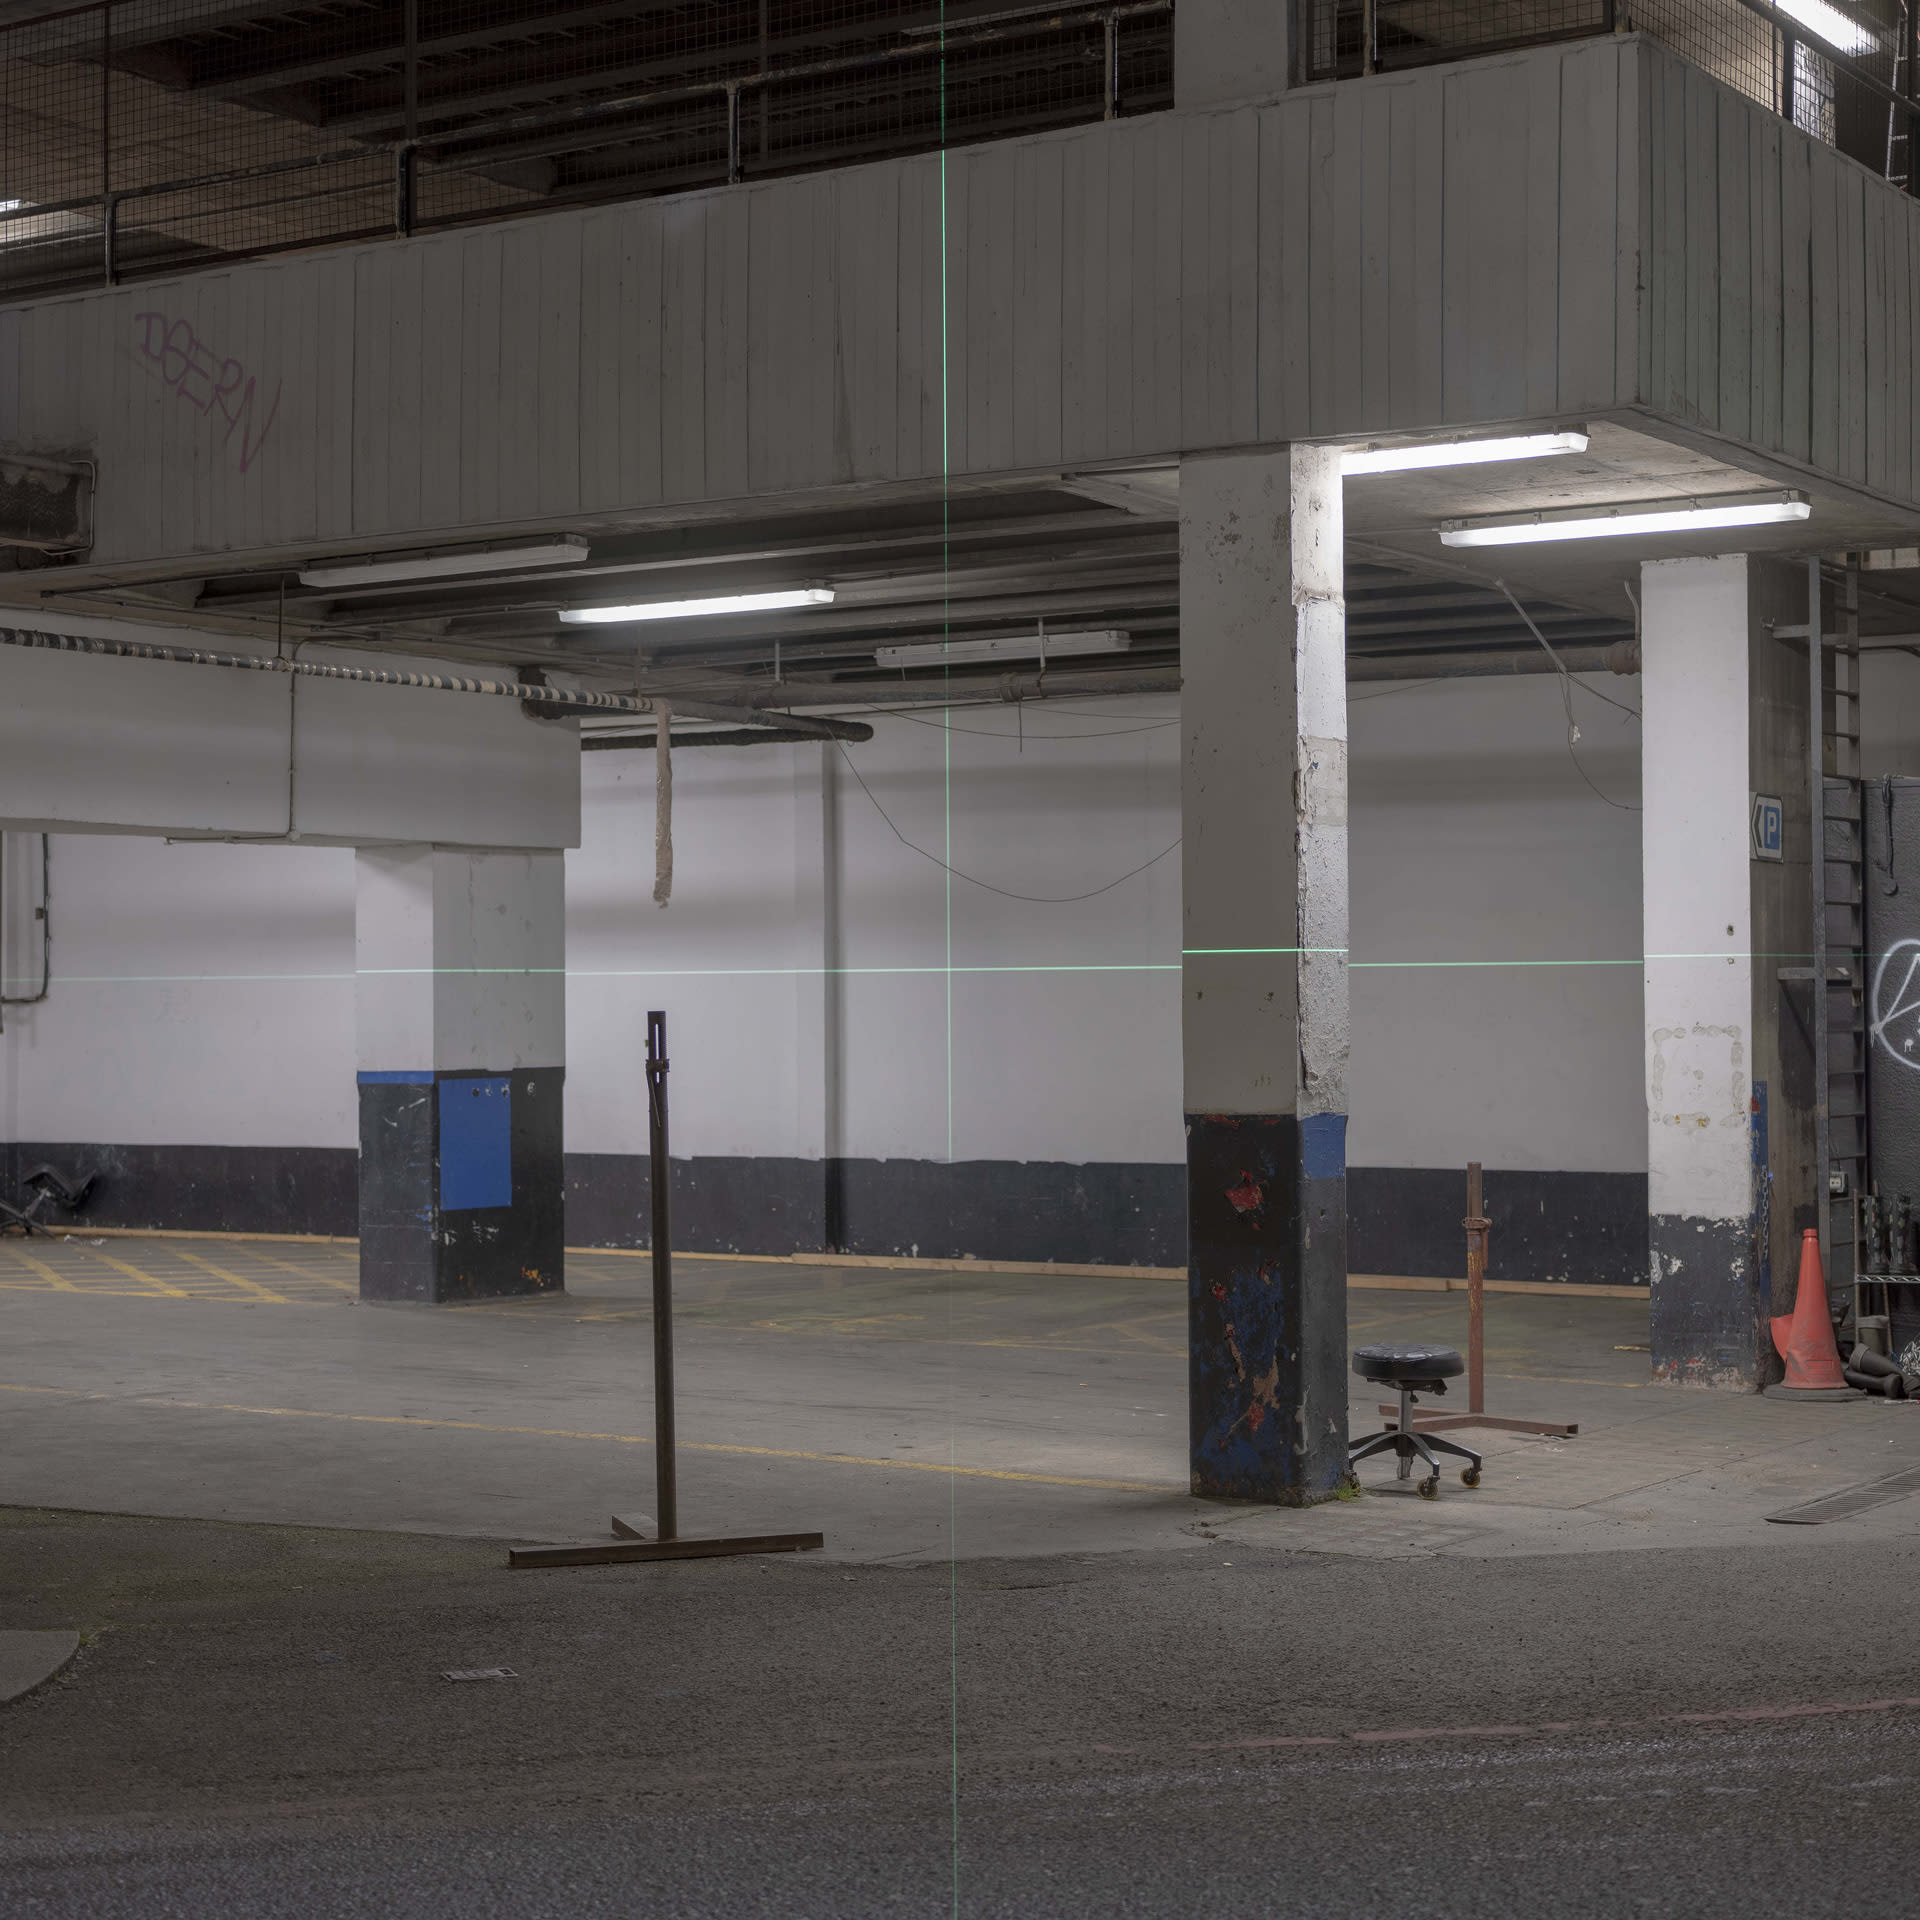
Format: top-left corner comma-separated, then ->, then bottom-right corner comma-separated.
299,537 -> 590,588
1774,0 -> 1876,56
1342,431 -> 1589,476
560,587 -> 835,624
1440,490 -> 1811,547
876,628 -> 1132,669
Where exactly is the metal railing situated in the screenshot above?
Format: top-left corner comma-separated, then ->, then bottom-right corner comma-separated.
3,0 -> 1914,304
0,0 -> 1172,300
1295,0 -> 1920,189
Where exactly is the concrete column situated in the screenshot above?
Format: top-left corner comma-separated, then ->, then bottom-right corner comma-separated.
1642,555 -> 1813,1387
1181,446 -> 1350,1503
1174,0 -> 1290,109
355,845 -> 566,1303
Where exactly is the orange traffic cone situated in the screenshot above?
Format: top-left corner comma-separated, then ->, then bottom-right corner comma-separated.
1767,1229 -> 1861,1400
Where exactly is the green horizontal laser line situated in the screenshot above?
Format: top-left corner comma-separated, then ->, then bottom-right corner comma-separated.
3,949 -> 1857,990
1186,950 -> 1850,964
1,965 -> 1178,985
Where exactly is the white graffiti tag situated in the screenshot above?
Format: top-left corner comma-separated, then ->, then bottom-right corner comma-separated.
1871,938 -> 1920,1072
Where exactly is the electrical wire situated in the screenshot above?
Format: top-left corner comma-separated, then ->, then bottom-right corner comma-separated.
1493,579 -> 1641,811
889,708 -> 1178,740
835,733 -> 1179,904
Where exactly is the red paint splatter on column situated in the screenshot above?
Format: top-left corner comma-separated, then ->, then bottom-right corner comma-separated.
1225,1173 -> 1264,1215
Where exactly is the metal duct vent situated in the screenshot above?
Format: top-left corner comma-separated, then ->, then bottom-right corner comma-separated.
0,455 -> 91,553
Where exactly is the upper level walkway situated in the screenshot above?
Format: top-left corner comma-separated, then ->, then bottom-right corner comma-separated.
2,31 -> 1917,583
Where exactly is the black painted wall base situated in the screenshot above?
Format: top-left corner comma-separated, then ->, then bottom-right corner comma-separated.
3,1142 -> 1652,1285
355,1067 -> 565,1304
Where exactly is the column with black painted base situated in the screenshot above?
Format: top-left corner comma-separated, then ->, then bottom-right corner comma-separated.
1180,446 -> 1350,1504
355,845 -> 565,1304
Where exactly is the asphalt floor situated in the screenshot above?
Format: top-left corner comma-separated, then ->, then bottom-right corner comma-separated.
5,1237 -> 1920,1915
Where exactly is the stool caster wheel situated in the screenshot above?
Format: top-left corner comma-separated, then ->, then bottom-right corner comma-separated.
1461,1467 -> 1482,1488
1417,1474 -> 1439,1500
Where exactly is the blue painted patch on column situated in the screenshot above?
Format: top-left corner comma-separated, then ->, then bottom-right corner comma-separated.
439,1076 -> 511,1211
1301,1112 -> 1347,1181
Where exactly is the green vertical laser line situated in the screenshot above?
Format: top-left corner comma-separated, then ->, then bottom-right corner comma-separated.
937,16 -> 959,1919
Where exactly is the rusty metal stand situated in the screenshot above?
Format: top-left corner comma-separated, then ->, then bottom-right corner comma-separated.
510,1011 -> 824,1570
1378,1161 -> 1579,1441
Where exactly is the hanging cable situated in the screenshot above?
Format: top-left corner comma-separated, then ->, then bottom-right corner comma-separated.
834,741 -> 1178,903
1494,579 -> 1641,811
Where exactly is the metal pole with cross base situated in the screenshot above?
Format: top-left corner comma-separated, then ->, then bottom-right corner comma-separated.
1376,1162 -> 1580,1441
509,1011 -> 824,1570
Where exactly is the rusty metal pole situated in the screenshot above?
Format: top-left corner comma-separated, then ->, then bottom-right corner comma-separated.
1465,1161 -> 1487,1415
1376,1162 -> 1574,1440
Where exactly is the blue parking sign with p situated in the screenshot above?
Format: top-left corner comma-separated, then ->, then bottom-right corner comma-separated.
1750,792 -> 1783,862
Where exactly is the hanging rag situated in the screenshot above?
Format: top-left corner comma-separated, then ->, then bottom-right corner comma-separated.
653,700 -> 673,907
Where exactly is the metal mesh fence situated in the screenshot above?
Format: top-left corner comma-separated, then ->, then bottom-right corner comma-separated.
1296,0 -> 1917,185
0,0 -> 1174,300
2,1 -> 1911,303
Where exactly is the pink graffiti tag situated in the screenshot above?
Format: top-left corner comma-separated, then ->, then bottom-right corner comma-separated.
132,311 -> 281,474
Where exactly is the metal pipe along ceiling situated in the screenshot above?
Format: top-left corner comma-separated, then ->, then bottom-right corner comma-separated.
701,641 -> 1643,712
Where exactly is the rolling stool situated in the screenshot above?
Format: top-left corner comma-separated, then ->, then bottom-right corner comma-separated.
1349,1343 -> 1483,1500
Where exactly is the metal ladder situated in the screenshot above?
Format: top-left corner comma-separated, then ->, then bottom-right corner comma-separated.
1817,560 -> 1868,1304
1890,2 -> 1915,189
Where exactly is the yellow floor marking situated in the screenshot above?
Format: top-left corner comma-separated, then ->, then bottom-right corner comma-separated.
167,1245 -> 293,1304
0,1382 -> 1175,1494
0,1244 -> 80,1290
243,1245 -> 357,1291
0,1284 -> 264,1301
79,1244 -> 191,1298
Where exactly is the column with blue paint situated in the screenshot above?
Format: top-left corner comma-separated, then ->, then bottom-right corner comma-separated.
355,845 -> 566,1303
1179,447 -> 1351,1503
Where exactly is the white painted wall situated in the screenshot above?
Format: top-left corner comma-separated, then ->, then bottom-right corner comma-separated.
1352,673 -> 1644,1175
0,676 -> 1649,1181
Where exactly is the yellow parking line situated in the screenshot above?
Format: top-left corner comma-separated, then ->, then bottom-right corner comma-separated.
0,1383 -> 1175,1495
0,1244 -> 79,1290
168,1245 -> 292,1305
81,1244 -> 190,1298
244,1246 -> 356,1291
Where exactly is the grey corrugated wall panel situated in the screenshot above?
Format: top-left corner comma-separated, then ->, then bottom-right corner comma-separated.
10,32 -> 1920,570
1632,37 -> 1920,505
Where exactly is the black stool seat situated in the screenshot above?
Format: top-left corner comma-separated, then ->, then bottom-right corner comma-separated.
1352,1343 -> 1465,1387
1347,1344 -> 1481,1499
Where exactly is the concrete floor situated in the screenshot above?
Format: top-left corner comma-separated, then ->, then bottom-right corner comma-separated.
2,1234 -> 1918,1563
9,1237 -> 1920,1916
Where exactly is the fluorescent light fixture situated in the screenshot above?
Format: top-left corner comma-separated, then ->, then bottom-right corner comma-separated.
876,629 -> 1132,669
560,587 -> 835,625
0,200 -> 21,214
300,537 -> 589,588
1774,0 -> 1875,56
1342,431 -> 1588,476
1440,490 -> 1811,547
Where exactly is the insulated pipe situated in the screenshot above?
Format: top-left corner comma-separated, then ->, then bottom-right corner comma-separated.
0,625 -> 656,715
0,626 -> 879,740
